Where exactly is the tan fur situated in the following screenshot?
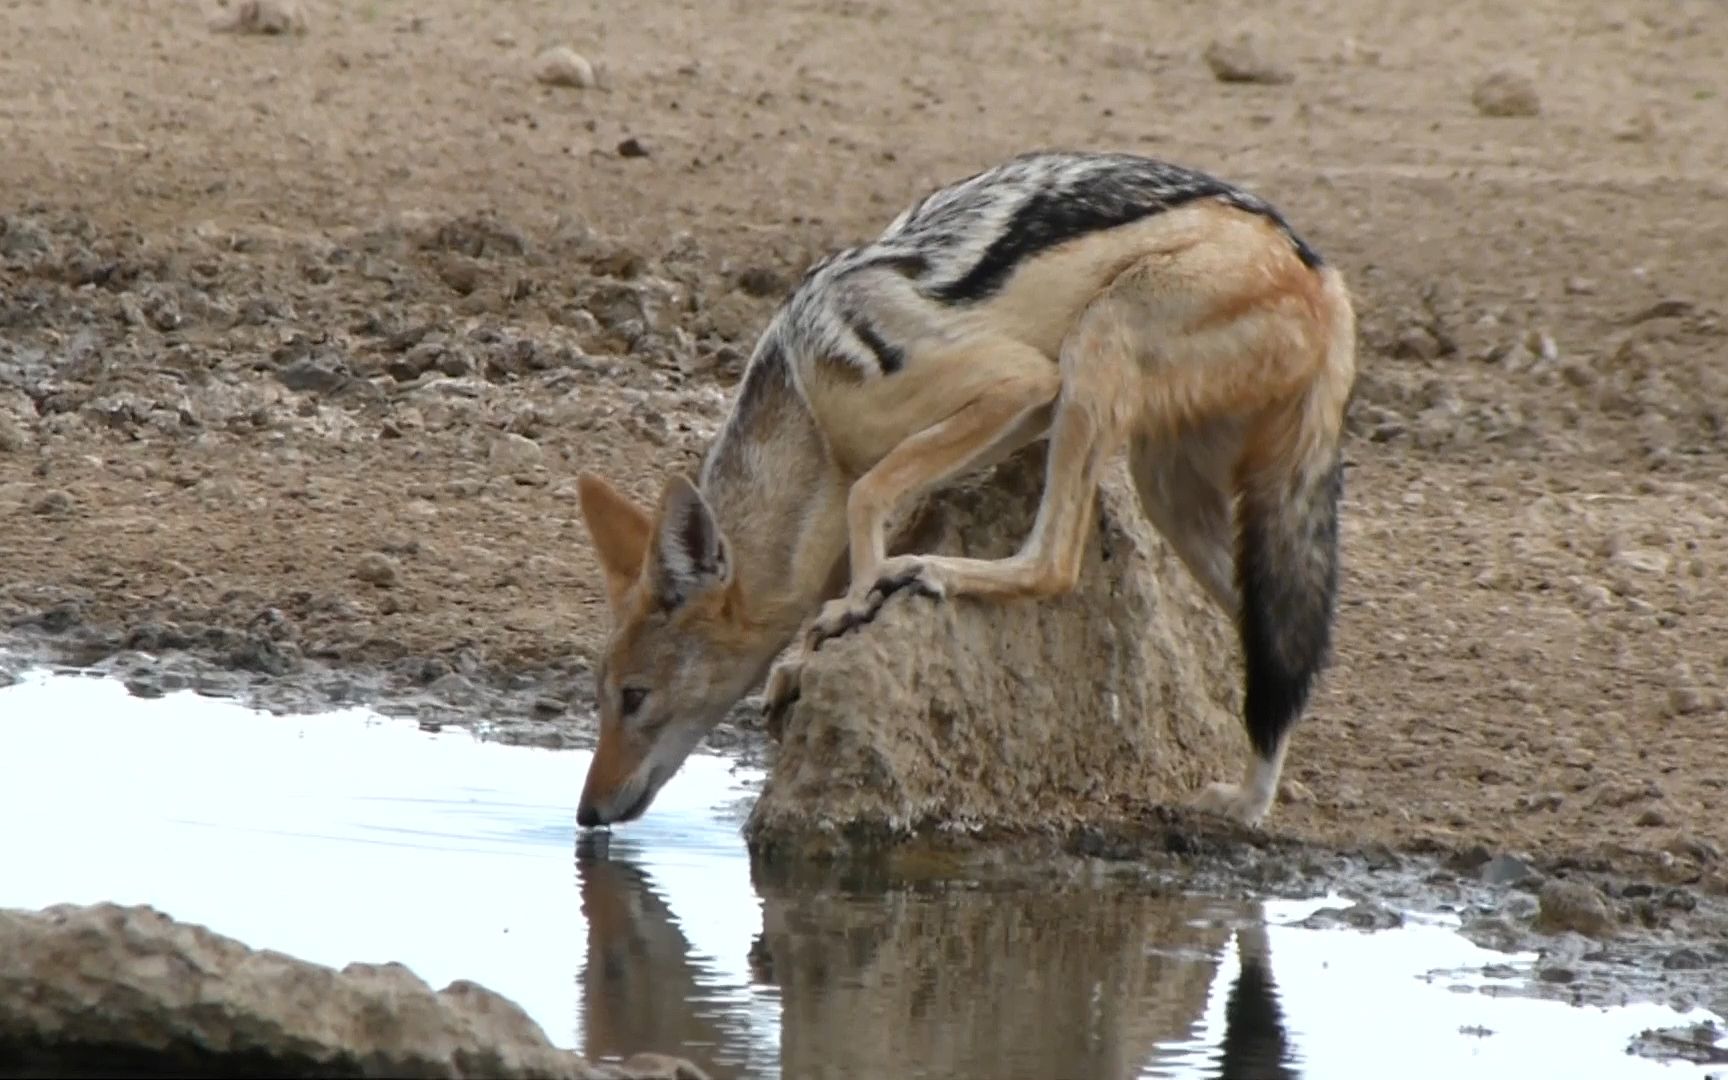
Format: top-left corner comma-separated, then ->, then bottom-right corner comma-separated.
576,194 -> 1357,830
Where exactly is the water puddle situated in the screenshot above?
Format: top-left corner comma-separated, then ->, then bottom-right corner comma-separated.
1,664 -> 1721,1079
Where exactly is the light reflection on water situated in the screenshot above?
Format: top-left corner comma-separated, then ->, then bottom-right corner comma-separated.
0,665 -> 1719,1079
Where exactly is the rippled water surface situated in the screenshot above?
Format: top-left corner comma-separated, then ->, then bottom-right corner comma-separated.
1,665 -> 1720,1079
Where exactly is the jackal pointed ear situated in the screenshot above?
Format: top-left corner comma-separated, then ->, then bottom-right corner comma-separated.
651,474 -> 731,608
576,472 -> 654,614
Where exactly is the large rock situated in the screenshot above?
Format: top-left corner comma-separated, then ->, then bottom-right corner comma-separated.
0,902 -> 709,1079
746,445 -> 1242,855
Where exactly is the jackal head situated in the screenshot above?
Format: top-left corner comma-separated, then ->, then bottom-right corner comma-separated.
573,470 -> 768,828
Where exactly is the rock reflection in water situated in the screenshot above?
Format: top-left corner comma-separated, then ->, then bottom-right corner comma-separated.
574,840 -> 1298,1080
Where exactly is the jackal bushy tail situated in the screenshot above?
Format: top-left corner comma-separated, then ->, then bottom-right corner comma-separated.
1234,280 -> 1354,763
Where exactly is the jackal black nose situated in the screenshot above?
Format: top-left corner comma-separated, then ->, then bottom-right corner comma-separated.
577,803 -> 604,828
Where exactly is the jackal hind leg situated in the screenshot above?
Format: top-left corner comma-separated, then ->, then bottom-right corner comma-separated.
1129,427 -> 1242,617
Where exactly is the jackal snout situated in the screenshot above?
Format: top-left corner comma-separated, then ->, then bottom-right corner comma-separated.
577,759 -> 668,827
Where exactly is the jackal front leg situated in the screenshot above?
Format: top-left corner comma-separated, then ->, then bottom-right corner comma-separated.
810,288 -> 1138,646
803,372 -> 1057,653
834,394 -> 1117,622
760,655 -> 805,740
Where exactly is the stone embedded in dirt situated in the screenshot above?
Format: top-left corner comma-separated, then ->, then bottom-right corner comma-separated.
1614,109 -> 1659,144
1460,914 -> 1523,953
744,444 -> 1242,853
1203,35 -> 1294,85
489,432 -> 545,472
533,46 -> 599,89
1392,323 -> 1441,360
1661,887 -> 1699,913
1664,947 -> 1707,970
1665,831 -> 1721,864
1533,879 -> 1616,938
438,255 -> 485,296
354,552 -> 401,588
1636,806 -> 1671,828
429,672 -> 483,707
1448,844 -> 1494,873
1295,901 -> 1404,931
0,415 -> 29,453
736,265 -> 788,299
422,213 -> 531,260
1471,71 -> 1541,117
1479,853 -> 1537,886
1575,581 -> 1615,611
617,136 -> 652,158
0,902 -> 706,1079
208,0 -> 307,36
276,355 -> 351,394
1612,548 -> 1672,576
31,489 -> 73,516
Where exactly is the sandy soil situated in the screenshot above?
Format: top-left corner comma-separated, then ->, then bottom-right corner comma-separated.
2,0 -> 1726,880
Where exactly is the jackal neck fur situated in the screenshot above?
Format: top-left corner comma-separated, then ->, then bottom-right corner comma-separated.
697,333 -> 847,643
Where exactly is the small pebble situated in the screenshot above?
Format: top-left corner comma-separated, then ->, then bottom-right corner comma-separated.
489,432 -> 545,472
0,416 -> 27,453
532,46 -> 597,89
355,553 -> 401,588
736,266 -> 787,298
1533,879 -> 1615,937
1393,324 -> 1441,360
1611,548 -> 1671,575
1479,853 -> 1536,886
1203,35 -> 1293,85
1613,109 -> 1658,143
1667,686 -> 1707,717
617,136 -> 651,158
31,489 -> 73,515
1472,71 -> 1541,118
209,0 -> 307,35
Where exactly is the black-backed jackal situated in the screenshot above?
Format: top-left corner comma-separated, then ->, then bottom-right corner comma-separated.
575,151 -> 1356,830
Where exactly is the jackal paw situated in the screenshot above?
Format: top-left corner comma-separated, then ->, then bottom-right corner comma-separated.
760,657 -> 804,741
804,557 -> 946,653
1193,781 -> 1274,828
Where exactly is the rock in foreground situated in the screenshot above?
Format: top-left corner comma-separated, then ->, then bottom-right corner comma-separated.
0,902 -> 709,1079
746,446 -> 1242,856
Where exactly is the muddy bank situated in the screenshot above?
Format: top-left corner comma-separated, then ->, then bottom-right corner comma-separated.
0,624 -> 770,762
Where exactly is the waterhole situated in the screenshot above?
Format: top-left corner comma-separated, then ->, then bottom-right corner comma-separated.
1,664 -> 1720,1079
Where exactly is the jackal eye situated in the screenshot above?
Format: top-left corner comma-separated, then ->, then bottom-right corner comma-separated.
619,687 -> 649,717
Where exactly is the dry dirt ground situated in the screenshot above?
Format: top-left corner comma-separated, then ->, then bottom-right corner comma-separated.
2,0 -> 1726,881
